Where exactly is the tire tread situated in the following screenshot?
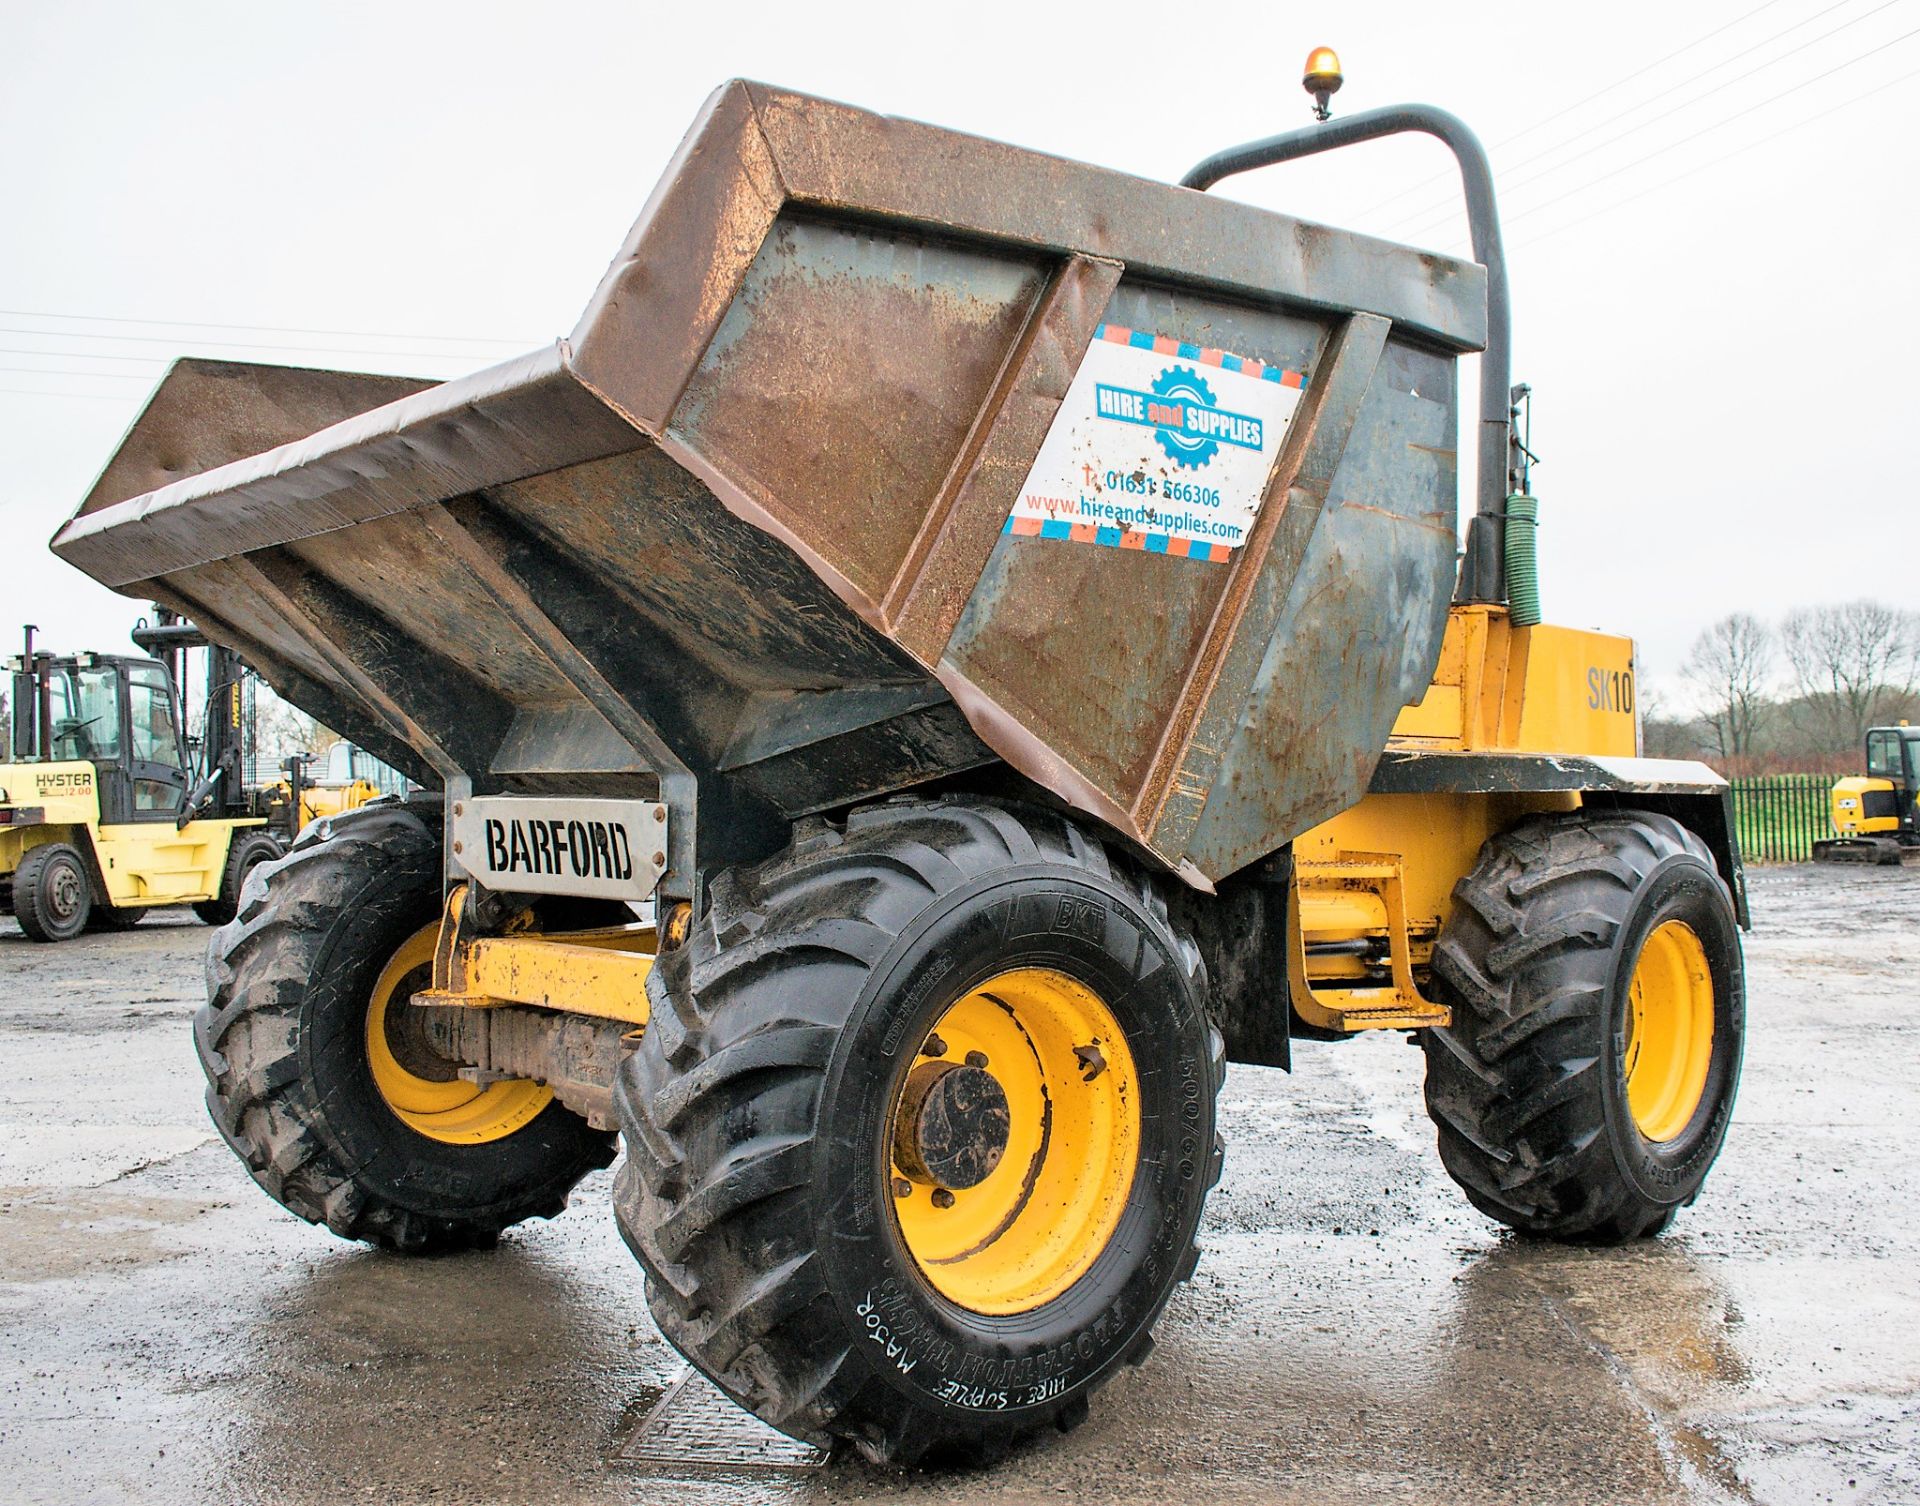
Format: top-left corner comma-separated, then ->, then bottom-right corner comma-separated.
196,806 -> 611,1253
613,796 -> 1221,1465
1422,810 -> 1735,1243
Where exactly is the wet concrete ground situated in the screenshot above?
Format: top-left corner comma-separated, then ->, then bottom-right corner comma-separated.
1,863 -> 1915,1504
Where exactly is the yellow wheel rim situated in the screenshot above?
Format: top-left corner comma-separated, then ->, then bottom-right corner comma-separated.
1623,919 -> 1715,1143
364,924 -> 552,1145
888,967 -> 1139,1316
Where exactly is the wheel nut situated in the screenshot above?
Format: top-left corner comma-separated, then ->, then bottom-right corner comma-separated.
931,1188 -> 955,1209
923,1034 -> 947,1058
893,1177 -> 912,1199
965,1050 -> 989,1069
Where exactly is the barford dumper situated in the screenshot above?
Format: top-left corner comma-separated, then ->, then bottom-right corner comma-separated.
50,73 -> 1747,1465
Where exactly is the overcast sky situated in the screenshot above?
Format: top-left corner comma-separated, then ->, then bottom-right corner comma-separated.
4,1 -> 1915,711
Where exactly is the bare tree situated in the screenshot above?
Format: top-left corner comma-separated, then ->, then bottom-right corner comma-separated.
1780,600 -> 1920,751
1635,683 -> 1702,759
1684,613 -> 1774,759
252,685 -> 322,772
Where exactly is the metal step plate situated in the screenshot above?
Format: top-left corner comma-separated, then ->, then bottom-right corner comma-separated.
618,1367 -> 828,1473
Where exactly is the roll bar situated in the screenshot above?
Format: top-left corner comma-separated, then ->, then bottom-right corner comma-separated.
1182,105 -> 1511,604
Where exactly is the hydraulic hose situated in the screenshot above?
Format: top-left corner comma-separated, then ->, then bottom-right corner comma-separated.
1503,494 -> 1541,627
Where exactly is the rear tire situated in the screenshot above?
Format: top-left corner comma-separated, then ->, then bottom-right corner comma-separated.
1422,810 -> 1744,1243
194,830 -> 283,927
198,805 -> 613,1252
13,842 -> 92,942
614,797 -> 1224,1466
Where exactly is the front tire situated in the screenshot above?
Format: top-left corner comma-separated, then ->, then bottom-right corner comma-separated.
13,842 -> 93,942
614,798 -> 1224,1465
198,806 -> 613,1252
1422,810 -> 1744,1243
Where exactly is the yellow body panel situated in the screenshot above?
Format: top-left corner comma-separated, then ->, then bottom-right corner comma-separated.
1,762 -> 104,879
308,780 -> 381,826
2,757 -> 258,906
0,759 -> 102,826
91,821 -> 246,905
275,778 -> 383,833
1830,776 -> 1898,837
1292,604 -> 1635,1031
1390,605 -> 1636,757
1516,626 -> 1637,757
1296,790 -> 1580,938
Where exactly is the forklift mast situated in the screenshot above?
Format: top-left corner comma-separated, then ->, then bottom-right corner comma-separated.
9,625 -> 49,762
130,606 -> 254,820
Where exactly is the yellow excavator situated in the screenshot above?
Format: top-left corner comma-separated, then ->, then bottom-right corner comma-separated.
1817,724 -> 1920,864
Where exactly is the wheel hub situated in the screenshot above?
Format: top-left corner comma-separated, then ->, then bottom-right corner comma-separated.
892,1061 -> 1011,1190
886,967 -> 1141,1315
379,961 -> 461,1084
1624,918 -> 1715,1143
364,924 -> 552,1144
49,862 -> 82,919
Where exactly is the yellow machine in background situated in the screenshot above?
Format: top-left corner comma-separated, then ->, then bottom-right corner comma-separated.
275,741 -> 415,834
1817,724 -> 1920,864
3,625 -> 281,941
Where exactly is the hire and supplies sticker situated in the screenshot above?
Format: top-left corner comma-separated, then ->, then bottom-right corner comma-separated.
1005,324 -> 1307,560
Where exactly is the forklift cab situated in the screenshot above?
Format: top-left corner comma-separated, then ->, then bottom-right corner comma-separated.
16,653 -> 191,821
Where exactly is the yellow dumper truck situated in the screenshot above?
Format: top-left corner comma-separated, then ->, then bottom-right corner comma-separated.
48,69 -> 1747,1465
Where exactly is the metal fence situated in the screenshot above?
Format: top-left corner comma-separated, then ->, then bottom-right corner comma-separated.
1729,774 -> 1833,864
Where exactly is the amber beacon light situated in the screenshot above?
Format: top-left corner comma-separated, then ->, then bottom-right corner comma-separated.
1303,46 -> 1344,120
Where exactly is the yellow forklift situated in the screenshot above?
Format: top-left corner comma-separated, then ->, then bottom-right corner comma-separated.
2,612 -> 282,940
